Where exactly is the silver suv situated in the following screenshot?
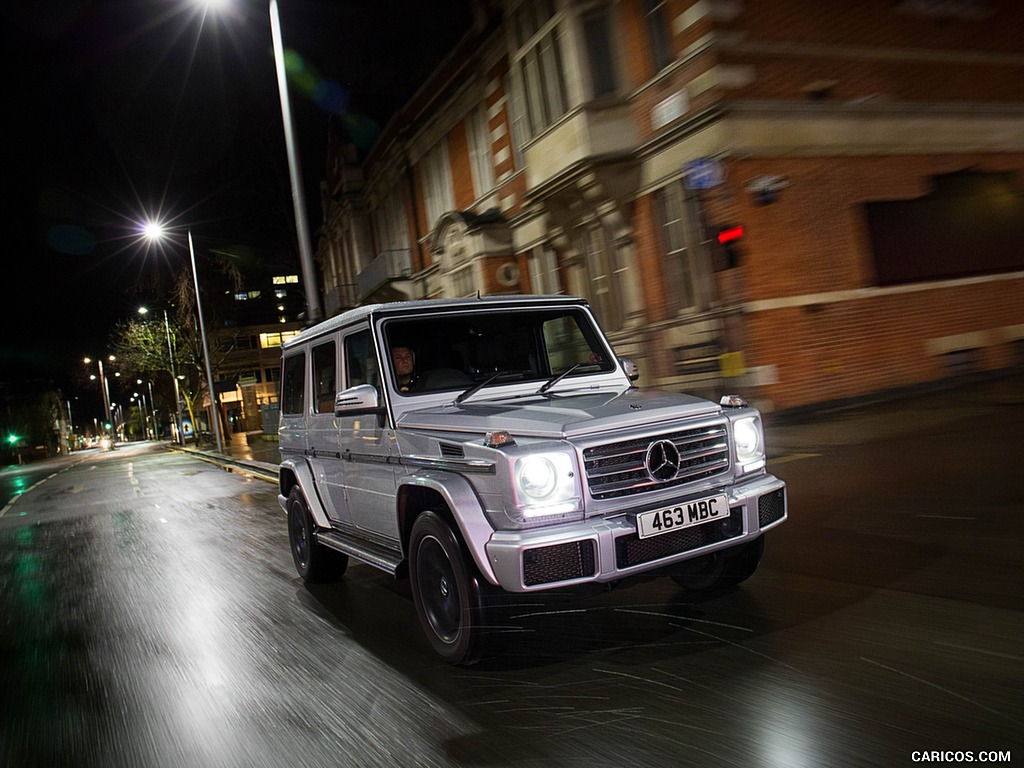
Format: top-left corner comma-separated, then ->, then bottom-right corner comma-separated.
278,296 -> 786,663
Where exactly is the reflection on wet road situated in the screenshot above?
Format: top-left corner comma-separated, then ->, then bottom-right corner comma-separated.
2,379 -> 1022,767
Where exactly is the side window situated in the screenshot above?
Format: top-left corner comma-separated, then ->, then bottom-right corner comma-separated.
281,352 -> 306,415
344,329 -> 380,389
311,340 -> 337,414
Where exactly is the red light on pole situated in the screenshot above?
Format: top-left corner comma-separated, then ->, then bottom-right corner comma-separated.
717,225 -> 744,244
714,225 -> 744,269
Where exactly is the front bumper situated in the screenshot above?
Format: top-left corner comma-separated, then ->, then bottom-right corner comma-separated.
484,474 -> 786,592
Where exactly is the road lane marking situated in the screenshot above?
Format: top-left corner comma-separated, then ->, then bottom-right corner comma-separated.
770,452 -> 820,464
933,641 -> 1024,662
0,472 -> 58,518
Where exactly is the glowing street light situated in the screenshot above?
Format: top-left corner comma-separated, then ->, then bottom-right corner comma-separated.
140,223 -> 224,454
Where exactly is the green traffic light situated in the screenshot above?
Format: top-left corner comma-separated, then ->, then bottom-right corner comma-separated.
7,434 -> 18,444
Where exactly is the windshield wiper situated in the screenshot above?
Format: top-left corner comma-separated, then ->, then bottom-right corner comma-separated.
455,370 -> 529,405
536,362 -> 602,395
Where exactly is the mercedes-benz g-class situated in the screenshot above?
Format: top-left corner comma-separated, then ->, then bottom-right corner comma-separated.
278,296 -> 786,664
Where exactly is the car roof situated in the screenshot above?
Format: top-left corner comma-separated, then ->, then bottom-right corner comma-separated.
282,295 -> 590,350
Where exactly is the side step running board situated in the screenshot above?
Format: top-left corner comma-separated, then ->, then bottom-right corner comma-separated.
315,529 -> 404,576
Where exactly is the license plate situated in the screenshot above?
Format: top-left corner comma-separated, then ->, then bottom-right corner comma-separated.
635,494 -> 730,539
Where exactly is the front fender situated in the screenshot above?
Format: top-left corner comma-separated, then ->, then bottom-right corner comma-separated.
279,457 -> 332,529
398,470 -> 497,584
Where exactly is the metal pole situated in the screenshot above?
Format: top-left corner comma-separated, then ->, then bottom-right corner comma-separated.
146,381 -> 157,440
97,359 -> 112,434
269,0 -> 322,325
188,231 -> 224,454
163,310 -> 186,445
135,392 -> 148,441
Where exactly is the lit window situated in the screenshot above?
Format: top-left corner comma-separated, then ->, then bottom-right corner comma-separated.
272,275 -> 299,285
260,330 -> 300,349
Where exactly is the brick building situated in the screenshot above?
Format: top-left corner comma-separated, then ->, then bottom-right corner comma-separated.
315,0 -> 1024,411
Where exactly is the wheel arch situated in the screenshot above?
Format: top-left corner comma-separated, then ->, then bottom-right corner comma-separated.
397,471 -> 498,585
279,458 -> 332,529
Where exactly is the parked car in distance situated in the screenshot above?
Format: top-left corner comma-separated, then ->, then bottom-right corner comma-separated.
278,296 -> 787,664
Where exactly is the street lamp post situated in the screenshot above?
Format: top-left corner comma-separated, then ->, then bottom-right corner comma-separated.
132,387 -> 150,440
84,355 -> 115,436
148,307 -> 187,446
187,231 -> 225,454
140,225 -> 223,453
139,305 -> 187,445
138,379 -> 157,440
268,0 -> 322,325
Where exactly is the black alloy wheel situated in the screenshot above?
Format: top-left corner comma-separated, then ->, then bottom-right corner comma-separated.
409,511 -> 487,665
286,486 -> 348,583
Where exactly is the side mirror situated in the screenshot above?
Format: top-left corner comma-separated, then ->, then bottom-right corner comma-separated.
335,384 -> 385,417
620,357 -> 639,382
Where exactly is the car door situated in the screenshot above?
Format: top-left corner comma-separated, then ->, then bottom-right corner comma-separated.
278,349 -> 307,464
336,327 -> 400,544
306,337 -> 348,522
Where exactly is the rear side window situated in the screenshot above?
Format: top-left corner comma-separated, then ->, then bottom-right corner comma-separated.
312,341 -> 337,414
281,352 -> 306,415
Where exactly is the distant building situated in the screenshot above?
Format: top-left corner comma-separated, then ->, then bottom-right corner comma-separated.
211,270 -> 305,433
316,0 -> 1024,411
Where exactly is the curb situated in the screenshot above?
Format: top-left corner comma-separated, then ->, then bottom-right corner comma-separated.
169,444 -> 279,484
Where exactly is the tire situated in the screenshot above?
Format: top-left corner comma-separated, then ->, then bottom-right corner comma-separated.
286,486 -> 348,583
409,511 -> 489,665
670,536 -> 764,592
719,535 -> 764,588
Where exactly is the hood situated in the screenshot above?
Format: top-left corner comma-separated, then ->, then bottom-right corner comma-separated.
395,387 -> 722,440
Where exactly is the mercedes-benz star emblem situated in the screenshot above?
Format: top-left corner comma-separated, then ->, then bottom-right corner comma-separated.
646,439 -> 681,482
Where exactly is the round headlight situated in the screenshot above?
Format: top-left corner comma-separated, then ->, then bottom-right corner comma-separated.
734,417 -> 761,462
516,456 -> 558,500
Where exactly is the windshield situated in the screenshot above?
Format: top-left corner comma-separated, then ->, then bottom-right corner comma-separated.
382,307 -> 617,396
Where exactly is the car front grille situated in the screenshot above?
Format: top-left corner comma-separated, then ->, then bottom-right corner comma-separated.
615,508 -> 743,569
583,425 -> 730,499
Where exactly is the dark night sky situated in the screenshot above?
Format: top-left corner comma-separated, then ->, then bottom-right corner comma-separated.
5,0 -> 473,391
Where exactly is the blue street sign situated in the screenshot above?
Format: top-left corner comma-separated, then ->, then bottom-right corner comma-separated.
683,157 -> 725,190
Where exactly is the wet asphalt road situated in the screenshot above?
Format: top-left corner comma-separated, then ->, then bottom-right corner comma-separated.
1,377 -> 1022,768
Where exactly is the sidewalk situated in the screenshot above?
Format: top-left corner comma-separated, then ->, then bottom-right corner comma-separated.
765,370 -> 1023,453
223,431 -> 281,465
172,431 -> 280,483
